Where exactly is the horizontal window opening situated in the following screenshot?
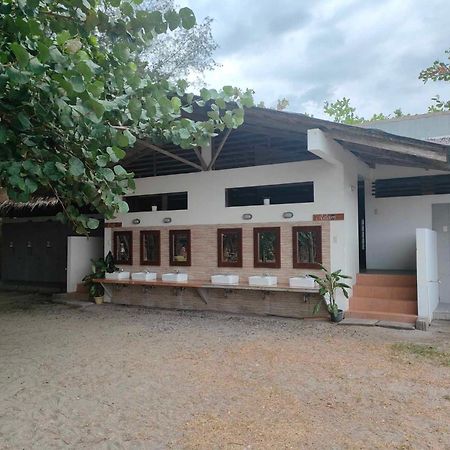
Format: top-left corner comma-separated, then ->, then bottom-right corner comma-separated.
373,175 -> 450,198
125,192 -> 188,212
225,182 -> 314,207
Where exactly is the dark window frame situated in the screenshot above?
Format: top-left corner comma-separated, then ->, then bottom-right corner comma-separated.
217,228 -> 243,268
253,227 -> 281,269
292,226 -> 322,269
169,229 -> 191,266
124,192 -> 188,212
113,230 -> 133,265
225,182 -> 314,207
140,230 -> 161,266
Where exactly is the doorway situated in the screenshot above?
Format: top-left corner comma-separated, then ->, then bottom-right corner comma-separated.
358,179 -> 367,271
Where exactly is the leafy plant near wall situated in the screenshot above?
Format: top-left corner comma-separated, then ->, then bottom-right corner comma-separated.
104,250 -> 118,273
0,0 -> 254,234
83,257 -> 108,298
309,265 -> 351,321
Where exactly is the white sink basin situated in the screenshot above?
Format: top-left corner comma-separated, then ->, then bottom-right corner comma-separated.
211,274 -> 239,285
131,272 -> 157,282
289,276 -> 317,288
248,275 -> 277,287
105,271 -> 130,280
162,272 -> 188,283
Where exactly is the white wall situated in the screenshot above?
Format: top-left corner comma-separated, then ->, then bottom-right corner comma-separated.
67,236 -> 103,293
365,165 -> 450,270
416,228 -> 439,322
113,159 -> 343,227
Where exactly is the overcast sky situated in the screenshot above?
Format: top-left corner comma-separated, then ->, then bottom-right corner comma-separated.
182,0 -> 450,118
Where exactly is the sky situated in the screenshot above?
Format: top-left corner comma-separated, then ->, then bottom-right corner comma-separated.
182,0 -> 450,119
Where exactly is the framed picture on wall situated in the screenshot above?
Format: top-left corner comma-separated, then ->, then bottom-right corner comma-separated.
113,231 -> 133,265
253,227 -> 281,268
140,230 -> 161,266
217,228 -> 242,267
169,230 -> 191,266
292,226 -> 322,268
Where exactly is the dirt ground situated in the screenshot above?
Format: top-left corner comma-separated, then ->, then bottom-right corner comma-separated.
0,292 -> 449,449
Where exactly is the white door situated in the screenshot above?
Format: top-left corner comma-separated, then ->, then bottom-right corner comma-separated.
416,228 -> 439,322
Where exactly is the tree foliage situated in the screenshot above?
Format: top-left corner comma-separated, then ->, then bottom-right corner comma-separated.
140,0 -> 218,81
420,48 -> 450,112
323,97 -> 404,124
0,0 -> 253,233
257,97 -> 289,111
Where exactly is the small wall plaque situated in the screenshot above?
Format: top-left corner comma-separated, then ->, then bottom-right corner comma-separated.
313,213 -> 344,221
105,222 -> 123,228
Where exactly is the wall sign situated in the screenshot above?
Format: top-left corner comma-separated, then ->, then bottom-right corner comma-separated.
313,213 -> 344,221
105,222 -> 123,228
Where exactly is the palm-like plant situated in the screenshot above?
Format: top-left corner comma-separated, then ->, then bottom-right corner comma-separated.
309,265 -> 352,317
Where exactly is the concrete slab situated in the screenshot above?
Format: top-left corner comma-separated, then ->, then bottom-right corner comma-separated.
376,321 -> 415,330
434,303 -> 450,321
338,318 -> 378,326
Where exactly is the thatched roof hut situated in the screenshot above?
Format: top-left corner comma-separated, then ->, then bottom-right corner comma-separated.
0,197 -> 62,218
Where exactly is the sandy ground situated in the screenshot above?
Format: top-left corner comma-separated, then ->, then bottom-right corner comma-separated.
0,292 -> 449,450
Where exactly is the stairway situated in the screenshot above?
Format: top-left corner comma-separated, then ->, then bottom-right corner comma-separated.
347,273 -> 418,324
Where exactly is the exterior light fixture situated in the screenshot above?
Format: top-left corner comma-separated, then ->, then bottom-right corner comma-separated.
282,212 -> 294,219
242,213 -> 253,220
163,217 -> 172,224
132,218 -> 141,225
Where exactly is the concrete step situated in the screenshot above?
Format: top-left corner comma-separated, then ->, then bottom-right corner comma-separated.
346,309 -> 418,324
356,273 -> 417,287
339,317 -> 415,330
349,296 -> 418,315
352,284 -> 417,301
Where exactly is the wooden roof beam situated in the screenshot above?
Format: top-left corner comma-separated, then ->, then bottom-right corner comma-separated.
139,142 -> 203,171
326,130 -> 448,163
207,128 -> 232,170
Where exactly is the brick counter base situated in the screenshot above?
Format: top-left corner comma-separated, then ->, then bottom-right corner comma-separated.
108,285 -> 326,319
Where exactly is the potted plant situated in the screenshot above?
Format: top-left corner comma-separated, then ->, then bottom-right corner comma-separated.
309,265 -> 351,323
83,256 -> 111,304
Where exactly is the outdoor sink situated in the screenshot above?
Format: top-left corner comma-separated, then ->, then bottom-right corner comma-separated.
289,276 -> 316,289
211,274 -> 239,285
105,271 -> 130,280
131,272 -> 157,282
248,275 -> 277,287
162,272 -> 188,282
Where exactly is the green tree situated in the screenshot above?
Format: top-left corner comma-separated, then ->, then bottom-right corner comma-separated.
420,48 -> 450,112
324,97 -> 402,124
257,97 -> 289,111
140,0 -> 218,81
324,97 -> 364,124
0,0 -> 253,233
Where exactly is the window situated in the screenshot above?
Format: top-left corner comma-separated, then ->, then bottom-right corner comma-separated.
253,227 -> 281,268
293,226 -> 322,268
169,230 -> 191,266
140,230 -> 160,266
217,228 -> 242,267
124,192 -> 188,212
113,231 -> 133,265
226,182 -> 314,207
373,175 -> 450,198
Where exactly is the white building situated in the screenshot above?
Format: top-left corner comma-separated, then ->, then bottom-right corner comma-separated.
98,108 -> 450,327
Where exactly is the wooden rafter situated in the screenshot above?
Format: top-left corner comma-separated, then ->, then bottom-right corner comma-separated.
192,147 -> 207,170
140,142 -> 203,171
207,128 -> 232,170
343,142 -> 450,171
326,130 -> 448,163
